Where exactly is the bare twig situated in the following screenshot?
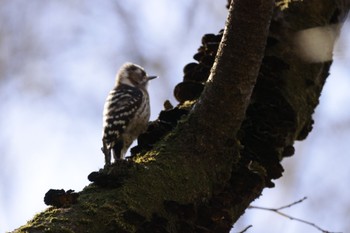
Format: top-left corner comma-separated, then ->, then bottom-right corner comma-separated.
235,225 -> 253,233
275,196 -> 307,210
249,197 -> 342,233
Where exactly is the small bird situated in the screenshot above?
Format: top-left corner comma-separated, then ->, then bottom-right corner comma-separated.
102,63 -> 157,165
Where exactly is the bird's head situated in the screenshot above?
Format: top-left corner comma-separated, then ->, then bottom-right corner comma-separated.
115,63 -> 157,89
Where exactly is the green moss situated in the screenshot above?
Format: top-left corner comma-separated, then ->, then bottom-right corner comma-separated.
16,208 -> 73,233
119,139 -> 217,222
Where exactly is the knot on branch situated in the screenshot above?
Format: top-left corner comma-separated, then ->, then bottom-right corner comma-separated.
88,160 -> 140,187
44,189 -> 79,208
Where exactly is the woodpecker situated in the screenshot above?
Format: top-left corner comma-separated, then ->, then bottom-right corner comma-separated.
102,63 -> 157,165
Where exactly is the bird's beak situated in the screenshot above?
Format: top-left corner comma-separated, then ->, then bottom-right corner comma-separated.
147,76 -> 158,81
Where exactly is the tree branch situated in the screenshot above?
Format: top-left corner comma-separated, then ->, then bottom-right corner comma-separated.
249,197 -> 342,233
192,0 -> 275,139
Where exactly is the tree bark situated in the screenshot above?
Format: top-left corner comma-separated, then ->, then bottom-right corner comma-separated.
13,0 -> 342,233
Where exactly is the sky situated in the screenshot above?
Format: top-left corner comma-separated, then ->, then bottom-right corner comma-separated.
0,1 -> 349,233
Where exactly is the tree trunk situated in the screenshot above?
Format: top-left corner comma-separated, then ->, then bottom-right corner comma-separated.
13,0 -> 342,232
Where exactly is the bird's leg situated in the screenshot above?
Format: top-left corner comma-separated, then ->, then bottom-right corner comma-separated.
101,141 -> 111,166
112,140 -> 124,160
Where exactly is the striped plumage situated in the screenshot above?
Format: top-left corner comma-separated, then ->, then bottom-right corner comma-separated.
102,63 -> 157,165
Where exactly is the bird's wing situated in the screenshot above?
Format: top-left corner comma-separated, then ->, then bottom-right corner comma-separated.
102,84 -> 143,145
